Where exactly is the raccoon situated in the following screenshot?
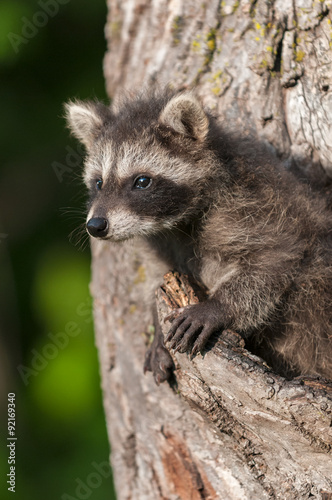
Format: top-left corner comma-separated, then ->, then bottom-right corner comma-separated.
65,89 -> 332,384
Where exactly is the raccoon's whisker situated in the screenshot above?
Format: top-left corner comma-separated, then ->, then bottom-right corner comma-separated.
70,190 -> 89,204
61,213 -> 86,220
77,233 -> 90,252
68,222 -> 90,252
60,206 -> 87,221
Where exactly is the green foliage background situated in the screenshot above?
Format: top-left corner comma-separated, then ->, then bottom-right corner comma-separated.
0,1 -> 116,498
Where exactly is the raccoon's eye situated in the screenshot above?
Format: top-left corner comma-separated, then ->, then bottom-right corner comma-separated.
133,176 -> 152,189
96,179 -> 103,190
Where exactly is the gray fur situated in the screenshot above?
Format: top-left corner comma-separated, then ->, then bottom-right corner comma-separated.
66,89 -> 332,381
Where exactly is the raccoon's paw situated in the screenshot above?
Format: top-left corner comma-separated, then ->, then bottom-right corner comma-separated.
165,300 -> 223,356
144,341 -> 174,385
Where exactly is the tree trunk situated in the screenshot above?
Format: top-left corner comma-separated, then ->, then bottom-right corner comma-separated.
93,1 -> 332,498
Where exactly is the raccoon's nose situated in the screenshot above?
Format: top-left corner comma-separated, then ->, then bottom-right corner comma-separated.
86,217 -> 108,238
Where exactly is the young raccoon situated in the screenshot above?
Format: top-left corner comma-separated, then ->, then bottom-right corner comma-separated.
65,89 -> 332,384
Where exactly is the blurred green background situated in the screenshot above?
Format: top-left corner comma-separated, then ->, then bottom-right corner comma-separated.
0,1 -> 116,498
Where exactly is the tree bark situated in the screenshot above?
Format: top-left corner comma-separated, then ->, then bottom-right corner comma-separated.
93,1 -> 332,498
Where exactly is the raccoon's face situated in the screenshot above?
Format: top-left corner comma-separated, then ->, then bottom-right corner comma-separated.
83,140 -> 199,241
65,92 -> 213,242
85,173 -> 155,241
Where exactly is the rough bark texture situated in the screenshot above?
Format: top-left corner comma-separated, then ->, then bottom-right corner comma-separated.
92,1 -> 332,498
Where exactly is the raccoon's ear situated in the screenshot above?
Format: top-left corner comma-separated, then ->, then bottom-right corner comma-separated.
159,93 -> 209,141
64,101 -> 106,148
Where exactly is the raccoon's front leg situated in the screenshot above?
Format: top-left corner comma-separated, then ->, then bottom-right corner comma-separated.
165,298 -> 227,356
144,307 -> 174,385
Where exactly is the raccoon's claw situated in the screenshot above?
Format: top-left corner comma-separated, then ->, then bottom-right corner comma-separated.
144,340 -> 174,385
165,301 -> 222,355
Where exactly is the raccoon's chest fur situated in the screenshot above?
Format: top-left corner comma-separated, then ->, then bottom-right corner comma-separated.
146,226 -> 201,279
